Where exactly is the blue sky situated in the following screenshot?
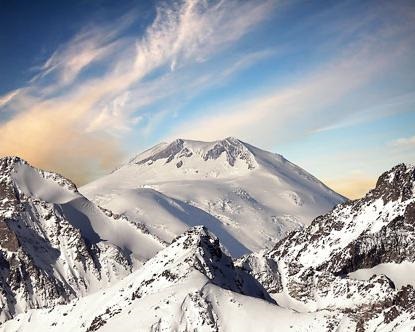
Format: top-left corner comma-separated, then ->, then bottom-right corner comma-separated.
0,0 -> 414,198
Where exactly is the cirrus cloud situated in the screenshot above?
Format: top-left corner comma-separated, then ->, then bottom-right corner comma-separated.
0,0 -> 275,184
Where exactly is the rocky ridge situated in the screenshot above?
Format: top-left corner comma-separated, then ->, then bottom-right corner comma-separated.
1,226 -> 274,332
0,157 -> 163,322
129,137 -> 258,170
237,163 -> 415,330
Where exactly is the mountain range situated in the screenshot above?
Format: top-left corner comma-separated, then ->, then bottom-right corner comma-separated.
0,138 -> 413,331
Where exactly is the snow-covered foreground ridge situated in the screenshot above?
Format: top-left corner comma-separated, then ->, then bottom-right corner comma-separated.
2,226 -> 285,332
238,163 -> 415,330
0,156 -> 165,322
81,137 -> 345,257
3,162 -> 415,332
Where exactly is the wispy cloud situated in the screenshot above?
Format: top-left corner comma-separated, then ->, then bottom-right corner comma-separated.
389,135 -> 415,148
0,89 -> 21,108
168,3 -> 415,148
30,12 -> 137,87
313,92 -> 415,134
169,42 -> 407,146
0,0 -> 274,183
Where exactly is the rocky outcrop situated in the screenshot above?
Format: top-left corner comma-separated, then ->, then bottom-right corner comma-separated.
0,226 -> 275,332
0,157 -> 133,322
133,139 -> 186,165
237,163 -> 415,329
202,137 -> 257,169
130,137 -> 258,170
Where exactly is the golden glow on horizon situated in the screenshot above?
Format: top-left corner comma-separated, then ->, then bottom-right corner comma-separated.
0,102 -> 123,185
326,177 -> 377,200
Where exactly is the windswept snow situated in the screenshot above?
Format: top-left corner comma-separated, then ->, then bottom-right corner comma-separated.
8,157 -> 165,264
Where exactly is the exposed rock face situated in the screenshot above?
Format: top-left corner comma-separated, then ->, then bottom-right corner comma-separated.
130,226 -> 272,303
130,137 -> 258,170
1,226 -> 275,332
237,163 -> 415,330
202,137 -> 257,169
134,139 -> 186,165
0,157 -> 133,322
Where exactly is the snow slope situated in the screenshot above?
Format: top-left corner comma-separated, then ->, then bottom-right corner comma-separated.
349,262 -> 415,289
0,157 -> 165,321
81,137 -> 345,257
0,227 -> 352,332
10,158 -> 165,262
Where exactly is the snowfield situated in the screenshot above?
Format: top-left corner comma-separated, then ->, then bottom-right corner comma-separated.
81,137 -> 345,257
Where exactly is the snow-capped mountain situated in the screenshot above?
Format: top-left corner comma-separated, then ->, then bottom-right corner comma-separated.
81,137 -> 345,257
0,138 -> 344,324
237,163 -> 415,330
0,157 -> 165,322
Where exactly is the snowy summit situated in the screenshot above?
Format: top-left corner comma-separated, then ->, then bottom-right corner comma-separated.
81,137 -> 345,257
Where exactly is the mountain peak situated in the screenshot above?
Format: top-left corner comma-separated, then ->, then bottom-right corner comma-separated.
367,163 -> 415,203
172,136 -> 242,143
169,226 -> 234,271
0,156 -> 25,173
0,155 -> 78,194
223,136 -> 242,143
132,225 -> 272,301
128,137 -> 257,171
